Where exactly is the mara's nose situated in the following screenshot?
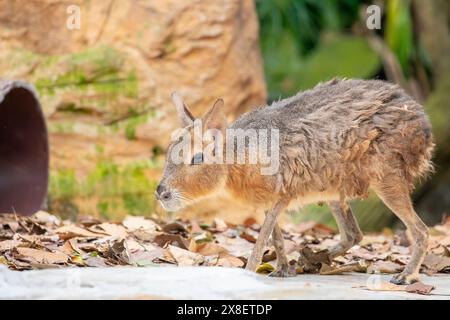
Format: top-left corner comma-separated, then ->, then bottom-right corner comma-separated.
156,184 -> 172,201
156,184 -> 165,195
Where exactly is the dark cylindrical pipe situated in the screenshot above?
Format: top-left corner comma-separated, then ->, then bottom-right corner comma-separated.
0,80 -> 49,215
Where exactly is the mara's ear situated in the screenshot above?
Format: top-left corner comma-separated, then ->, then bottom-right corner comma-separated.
202,98 -> 227,133
171,91 -> 194,127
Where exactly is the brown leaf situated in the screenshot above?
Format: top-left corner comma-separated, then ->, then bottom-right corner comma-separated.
94,223 -> 128,238
77,216 -> 102,227
216,252 -> 245,268
350,247 -> 391,261
16,247 -> 68,264
162,221 -> 187,234
405,282 -> 435,295
262,248 -> 277,262
167,245 -> 204,266
319,262 -> 362,275
130,249 -> 164,266
154,233 -> 189,250
243,217 -> 258,228
84,256 -> 110,267
54,225 -> 103,240
243,217 -> 260,231
33,211 -> 61,226
66,238 -> 86,255
240,231 -> 257,243
298,247 -> 332,273
107,239 -> 131,264
189,240 -> 228,256
123,216 -> 159,232
0,240 -> 22,252
422,254 -> 450,274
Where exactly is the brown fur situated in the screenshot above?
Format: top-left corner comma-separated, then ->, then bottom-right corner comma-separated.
157,79 -> 434,284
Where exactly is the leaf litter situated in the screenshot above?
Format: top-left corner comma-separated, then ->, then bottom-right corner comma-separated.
1,213 -> 449,295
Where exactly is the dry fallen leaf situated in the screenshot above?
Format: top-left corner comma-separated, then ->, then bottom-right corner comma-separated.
154,233 -> 190,250
405,282 -> 435,295
162,221 -> 187,234
213,218 -> 228,232
107,239 -> 131,264
298,247 -> 332,273
167,245 -> 204,266
130,248 -> 164,266
256,262 -> 275,274
16,247 -> 68,264
123,216 -> 159,233
0,210 -> 450,290
0,240 -> 22,252
320,262 -> 362,275
94,223 -> 128,238
54,225 -> 103,240
84,255 -> 110,267
240,231 -> 257,243
216,252 -> 245,268
189,240 -> 228,256
367,260 -> 404,274
422,254 -> 450,274
34,211 -> 61,226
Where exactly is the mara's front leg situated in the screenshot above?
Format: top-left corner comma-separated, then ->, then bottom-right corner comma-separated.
245,200 -> 289,272
268,222 -> 296,277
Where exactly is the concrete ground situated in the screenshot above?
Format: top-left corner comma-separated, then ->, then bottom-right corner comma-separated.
0,265 -> 449,299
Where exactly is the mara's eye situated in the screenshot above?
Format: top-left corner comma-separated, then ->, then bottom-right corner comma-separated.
191,152 -> 204,165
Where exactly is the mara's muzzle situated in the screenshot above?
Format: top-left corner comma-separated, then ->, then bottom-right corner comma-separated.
0,80 -> 49,215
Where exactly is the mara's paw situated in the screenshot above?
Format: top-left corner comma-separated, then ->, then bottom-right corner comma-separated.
390,272 -> 419,285
268,265 -> 297,278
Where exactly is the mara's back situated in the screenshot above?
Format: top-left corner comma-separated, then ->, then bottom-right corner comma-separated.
231,78 -> 434,199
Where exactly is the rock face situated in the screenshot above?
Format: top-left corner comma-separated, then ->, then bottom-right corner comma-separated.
0,0 -> 267,221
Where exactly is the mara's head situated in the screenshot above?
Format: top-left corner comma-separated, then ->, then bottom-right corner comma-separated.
156,92 -> 228,212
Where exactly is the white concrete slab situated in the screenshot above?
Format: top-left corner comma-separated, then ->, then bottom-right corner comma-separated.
0,265 -> 449,300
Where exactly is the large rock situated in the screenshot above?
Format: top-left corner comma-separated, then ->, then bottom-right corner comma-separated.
0,0 -> 267,221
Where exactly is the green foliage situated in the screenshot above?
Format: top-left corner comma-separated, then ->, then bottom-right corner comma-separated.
257,0 -> 380,98
385,0 -> 414,76
297,33 -> 380,93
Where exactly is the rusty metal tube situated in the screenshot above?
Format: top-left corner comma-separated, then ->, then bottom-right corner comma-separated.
0,80 -> 49,215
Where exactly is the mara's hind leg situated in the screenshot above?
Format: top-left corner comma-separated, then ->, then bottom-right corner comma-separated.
327,201 -> 363,258
374,176 -> 429,285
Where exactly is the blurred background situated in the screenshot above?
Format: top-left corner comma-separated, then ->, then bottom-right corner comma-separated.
0,0 -> 448,230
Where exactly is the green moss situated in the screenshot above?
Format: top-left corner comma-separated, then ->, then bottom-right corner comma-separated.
123,112 -> 151,140
48,122 -> 75,134
49,169 -> 78,200
35,45 -> 124,90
